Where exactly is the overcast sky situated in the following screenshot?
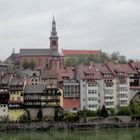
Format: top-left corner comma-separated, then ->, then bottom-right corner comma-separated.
0,0 -> 140,60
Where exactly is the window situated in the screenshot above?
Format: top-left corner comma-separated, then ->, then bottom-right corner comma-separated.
88,105 -> 91,108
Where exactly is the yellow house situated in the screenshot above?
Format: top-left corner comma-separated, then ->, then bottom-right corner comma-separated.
8,78 -> 26,121
8,109 -> 25,121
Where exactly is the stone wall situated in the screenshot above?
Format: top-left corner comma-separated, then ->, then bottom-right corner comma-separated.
26,108 -> 55,121
0,121 -> 140,131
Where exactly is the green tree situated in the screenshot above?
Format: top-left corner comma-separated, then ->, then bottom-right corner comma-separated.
22,59 -> 29,69
54,109 -> 59,122
131,97 -> 140,116
101,105 -> 108,118
109,108 -> 115,116
37,109 -> 43,121
110,51 -> 120,61
118,55 -> 127,64
30,59 -> 35,70
64,113 -> 79,122
64,51 -> 128,67
117,106 -> 132,116
96,108 -> 102,117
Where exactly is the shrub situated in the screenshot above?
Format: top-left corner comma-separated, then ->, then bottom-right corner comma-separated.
19,114 -> 29,123
37,109 -> 43,121
64,113 -> 79,122
117,106 -> 132,116
101,105 -> 108,118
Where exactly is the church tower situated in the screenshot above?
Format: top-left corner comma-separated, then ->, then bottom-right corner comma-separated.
50,17 -> 59,51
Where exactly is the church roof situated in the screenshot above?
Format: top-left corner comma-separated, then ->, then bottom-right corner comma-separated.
62,49 -> 101,56
7,53 -> 19,61
20,48 -> 61,57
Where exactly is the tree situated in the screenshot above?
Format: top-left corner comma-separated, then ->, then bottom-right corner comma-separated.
117,106 -> 132,116
37,109 -> 43,121
22,59 -> 36,70
30,59 -> 35,70
131,97 -> 140,116
54,108 -> 59,122
110,51 -> 120,61
101,105 -> 108,118
109,108 -> 115,116
64,113 -> 79,122
96,109 -> 102,117
22,59 -> 29,69
118,55 -> 127,64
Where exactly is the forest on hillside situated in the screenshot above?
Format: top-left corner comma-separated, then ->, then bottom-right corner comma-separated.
64,51 -> 134,67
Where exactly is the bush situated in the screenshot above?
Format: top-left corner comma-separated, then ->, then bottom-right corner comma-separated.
64,113 -> 79,122
131,97 -> 140,117
109,108 -> 115,116
78,109 -> 96,117
37,109 -> 43,121
96,109 -> 102,117
101,105 -> 108,118
19,114 -> 29,123
117,107 -> 132,116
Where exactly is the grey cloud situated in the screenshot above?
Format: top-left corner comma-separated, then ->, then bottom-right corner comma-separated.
0,0 -> 140,60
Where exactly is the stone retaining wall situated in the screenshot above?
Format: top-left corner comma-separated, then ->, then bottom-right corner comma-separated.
0,121 -> 139,131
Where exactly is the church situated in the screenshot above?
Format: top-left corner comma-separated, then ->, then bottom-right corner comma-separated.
7,17 -> 101,70
20,17 -> 64,71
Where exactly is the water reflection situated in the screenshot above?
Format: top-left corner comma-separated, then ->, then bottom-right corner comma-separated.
0,128 -> 139,140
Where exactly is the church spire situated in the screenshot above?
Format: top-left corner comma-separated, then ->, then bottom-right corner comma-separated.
51,16 -> 57,37
50,16 -> 59,51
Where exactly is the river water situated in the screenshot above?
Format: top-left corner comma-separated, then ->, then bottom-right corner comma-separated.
0,128 -> 139,140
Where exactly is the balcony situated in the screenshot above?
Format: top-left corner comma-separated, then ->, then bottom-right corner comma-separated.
9,100 -> 23,104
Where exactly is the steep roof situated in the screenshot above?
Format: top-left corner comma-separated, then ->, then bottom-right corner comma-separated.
58,67 -> 76,81
41,69 -> 59,79
20,49 -> 61,57
10,78 -> 24,86
7,53 -> 19,62
119,64 -> 137,74
24,85 -> 46,94
77,64 -> 102,80
62,49 -> 101,56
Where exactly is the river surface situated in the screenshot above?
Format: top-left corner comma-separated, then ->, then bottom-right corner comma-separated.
0,128 -> 139,140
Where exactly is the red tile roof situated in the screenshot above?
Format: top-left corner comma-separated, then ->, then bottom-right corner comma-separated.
41,69 -> 59,79
58,67 -> 76,81
77,64 -> 103,80
120,64 -> 137,74
62,49 -> 101,56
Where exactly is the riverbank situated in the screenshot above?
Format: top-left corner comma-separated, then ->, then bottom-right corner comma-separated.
0,121 -> 140,131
